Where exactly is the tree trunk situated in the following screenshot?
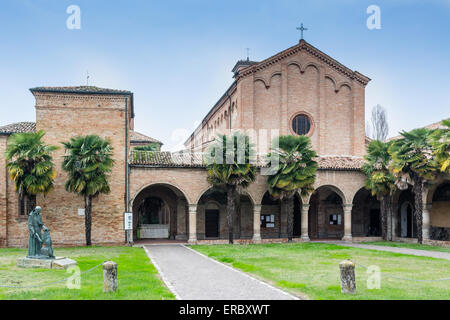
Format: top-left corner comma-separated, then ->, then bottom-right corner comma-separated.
412,175 -> 423,244
226,185 -> 236,244
386,194 -> 393,241
386,194 -> 395,241
85,195 -> 93,246
286,195 -> 294,242
235,193 -> 241,240
380,195 -> 387,241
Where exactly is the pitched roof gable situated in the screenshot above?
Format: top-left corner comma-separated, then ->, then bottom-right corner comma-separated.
130,131 -> 163,145
236,40 -> 371,86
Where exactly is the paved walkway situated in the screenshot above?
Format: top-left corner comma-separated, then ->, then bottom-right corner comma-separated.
144,244 -> 298,300
313,241 -> 450,261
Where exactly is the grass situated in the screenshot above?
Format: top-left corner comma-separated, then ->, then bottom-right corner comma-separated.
0,246 -> 175,300
191,243 -> 450,300
362,241 -> 450,253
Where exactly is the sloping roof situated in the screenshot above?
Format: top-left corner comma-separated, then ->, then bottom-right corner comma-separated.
231,59 -> 259,74
423,120 -> 448,130
30,86 -> 132,95
130,131 -> 163,145
388,118 -> 449,141
316,156 -> 365,170
0,122 -> 36,135
236,40 -> 371,86
129,151 -> 365,171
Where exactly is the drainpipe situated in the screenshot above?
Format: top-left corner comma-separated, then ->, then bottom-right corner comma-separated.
227,93 -> 232,134
124,97 -> 129,244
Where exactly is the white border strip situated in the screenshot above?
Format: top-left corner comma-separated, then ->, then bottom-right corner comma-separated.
182,244 -> 300,300
143,246 -> 182,300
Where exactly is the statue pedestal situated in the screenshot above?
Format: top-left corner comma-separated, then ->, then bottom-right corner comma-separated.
17,257 -> 77,269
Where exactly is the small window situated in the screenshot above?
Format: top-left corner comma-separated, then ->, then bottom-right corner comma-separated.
19,195 -> 36,216
329,214 -> 342,225
292,114 -> 311,135
19,197 -> 26,216
261,214 -> 275,228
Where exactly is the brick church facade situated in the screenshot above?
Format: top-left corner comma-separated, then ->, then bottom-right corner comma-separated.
0,40 -> 449,247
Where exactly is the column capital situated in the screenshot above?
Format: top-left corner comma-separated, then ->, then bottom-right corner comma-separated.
301,204 -> 310,210
343,204 -> 353,210
188,204 -> 197,212
253,204 -> 262,212
423,203 -> 432,210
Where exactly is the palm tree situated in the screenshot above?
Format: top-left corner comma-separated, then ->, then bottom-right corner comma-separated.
389,128 -> 438,244
205,132 -> 256,244
266,135 -> 318,241
430,119 -> 450,174
5,130 -> 58,213
362,140 -> 396,240
62,135 -> 114,246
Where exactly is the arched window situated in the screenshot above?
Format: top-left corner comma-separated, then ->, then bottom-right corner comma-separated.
292,114 -> 312,135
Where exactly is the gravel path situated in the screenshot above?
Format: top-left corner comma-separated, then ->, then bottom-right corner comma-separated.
313,241 -> 450,261
144,244 -> 298,300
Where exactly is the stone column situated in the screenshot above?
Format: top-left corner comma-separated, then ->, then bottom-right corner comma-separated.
422,203 -> 432,240
342,204 -> 353,242
252,204 -> 262,241
188,204 -> 197,243
301,204 -> 310,241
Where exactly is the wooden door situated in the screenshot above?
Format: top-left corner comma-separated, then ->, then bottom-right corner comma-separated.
205,210 -> 219,238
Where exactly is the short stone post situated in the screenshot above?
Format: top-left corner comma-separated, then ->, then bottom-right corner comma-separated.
103,261 -> 117,293
339,260 -> 356,294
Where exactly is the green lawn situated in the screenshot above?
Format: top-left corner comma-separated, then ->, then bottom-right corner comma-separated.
0,246 -> 175,300
192,243 -> 450,300
362,241 -> 450,253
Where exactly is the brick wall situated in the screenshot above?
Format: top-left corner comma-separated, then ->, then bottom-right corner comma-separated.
186,42 -> 368,157
0,136 -> 8,247
4,92 -> 132,247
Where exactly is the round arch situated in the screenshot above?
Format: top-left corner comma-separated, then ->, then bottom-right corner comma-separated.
131,182 -> 192,209
308,185 -> 346,239
313,185 -> 346,204
351,188 -> 381,237
131,183 -> 190,241
194,186 -> 256,206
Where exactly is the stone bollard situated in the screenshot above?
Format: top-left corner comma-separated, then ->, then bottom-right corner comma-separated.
339,260 -> 356,294
103,261 -> 118,293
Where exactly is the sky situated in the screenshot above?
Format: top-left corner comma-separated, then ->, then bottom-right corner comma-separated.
0,0 -> 449,151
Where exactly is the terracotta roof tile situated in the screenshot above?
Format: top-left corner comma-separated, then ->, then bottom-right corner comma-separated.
0,122 -> 36,135
30,86 -> 132,95
129,151 -> 365,171
130,131 -> 163,145
388,118 -> 449,141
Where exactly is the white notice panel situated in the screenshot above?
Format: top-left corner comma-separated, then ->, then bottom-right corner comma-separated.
124,212 -> 133,230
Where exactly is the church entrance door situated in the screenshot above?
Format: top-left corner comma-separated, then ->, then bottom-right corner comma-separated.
205,210 -> 219,238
